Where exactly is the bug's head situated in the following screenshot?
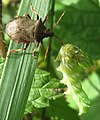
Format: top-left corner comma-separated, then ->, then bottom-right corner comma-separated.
44,28 -> 54,38
34,19 -> 54,42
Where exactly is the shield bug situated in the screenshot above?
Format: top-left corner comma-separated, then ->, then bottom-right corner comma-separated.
6,5 -> 64,56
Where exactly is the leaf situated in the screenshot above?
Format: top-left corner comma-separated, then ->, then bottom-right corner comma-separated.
0,0 -> 50,120
25,68 -> 65,114
82,72 -> 100,100
0,58 -> 5,78
79,71 -> 100,120
46,98 -> 80,120
81,95 -> 100,120
52,0 -> 100,60
56,44 -> 92,115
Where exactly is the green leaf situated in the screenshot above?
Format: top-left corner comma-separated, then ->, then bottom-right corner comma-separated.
25,68 -> 65,114
0,0 -> 50,120
0,58 -> 5,78
56,44 -> 92,115
52,0 -> 100,60
80,71 -> 100,120
81,95 -> 100,120
82,72 -> 100,100
46,98 -> 80,120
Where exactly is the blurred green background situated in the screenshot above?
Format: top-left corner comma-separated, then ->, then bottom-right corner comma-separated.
2,0 -> 100,120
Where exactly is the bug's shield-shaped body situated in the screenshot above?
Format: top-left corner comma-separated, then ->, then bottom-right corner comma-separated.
6,15 -> 54,47
6,16 -> 36,44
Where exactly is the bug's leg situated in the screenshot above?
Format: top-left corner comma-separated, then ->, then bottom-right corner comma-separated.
30,4 -> 39,20
24,14 -> 31,19
7,49 -> 23,56
32,42 -> 40,56
23,42 -> 30,50
7,43 -> 29,56
44,44 -> 49,60
43,16 -> 48,24
44,35 -> 64,59
32,49 -> 36,57
44,37 -> 52,60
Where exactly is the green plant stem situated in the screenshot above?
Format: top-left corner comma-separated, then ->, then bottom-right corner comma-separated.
46,0 -> 55,71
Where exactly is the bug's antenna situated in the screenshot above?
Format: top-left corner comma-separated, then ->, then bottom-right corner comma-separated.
54,34 -> 64,45
44,12 -> 65,59
52,11 -> 65,46
52,11 -> 65,31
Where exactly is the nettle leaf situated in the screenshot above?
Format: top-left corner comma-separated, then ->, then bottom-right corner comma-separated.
46,98 -> 80,120
53,0 -> 100,60
81,94 -> 100,120
25,68 -> 65,114
56,44 -> 92,115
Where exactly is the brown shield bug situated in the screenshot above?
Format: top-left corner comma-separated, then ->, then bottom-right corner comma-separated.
6,5 -> 64,56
